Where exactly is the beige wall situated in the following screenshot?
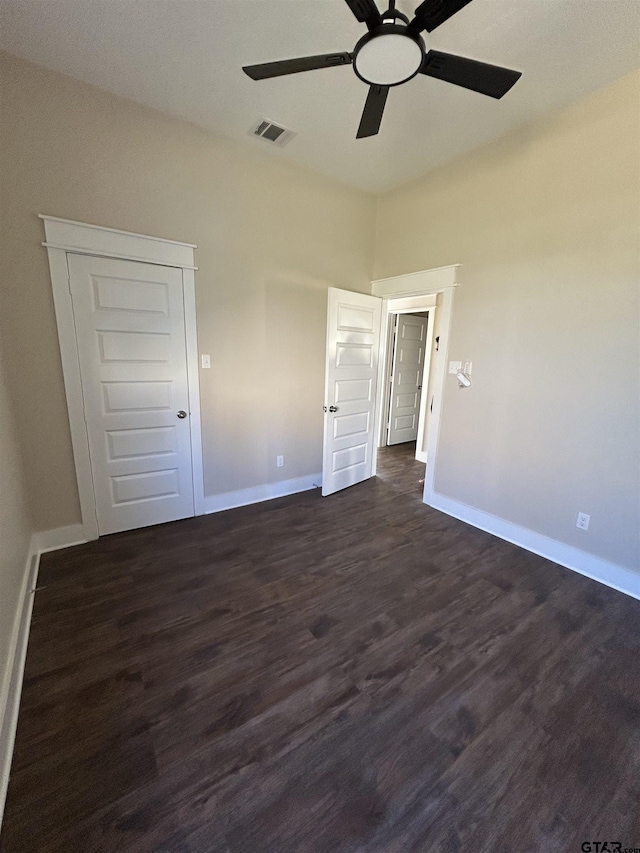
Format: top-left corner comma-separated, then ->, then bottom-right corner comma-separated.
1,51 -> 637,572
0,52 -> 376,530
0,337 -> 33,724
375,71 -> 640,571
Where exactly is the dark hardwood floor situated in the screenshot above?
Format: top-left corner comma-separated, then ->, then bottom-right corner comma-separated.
2,442 -> 639,852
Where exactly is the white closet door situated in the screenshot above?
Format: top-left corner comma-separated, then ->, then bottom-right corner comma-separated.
322,288 -> 382,496
388,313 -> 428,445
68,253 -> 194,535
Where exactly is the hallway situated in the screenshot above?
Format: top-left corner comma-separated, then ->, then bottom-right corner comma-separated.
375,441 -> 425,499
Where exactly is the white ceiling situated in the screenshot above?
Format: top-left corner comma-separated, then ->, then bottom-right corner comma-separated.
1,0 -> 638,192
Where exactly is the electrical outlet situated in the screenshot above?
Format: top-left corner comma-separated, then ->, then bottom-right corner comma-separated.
449,361 -> 462,374
576,512 -> 590,531
276,455 -> 284,468
201,354 -> 211,369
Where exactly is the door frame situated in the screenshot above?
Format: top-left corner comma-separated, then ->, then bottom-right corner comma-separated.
371,265 -> 459,505
40,215 -> 204,541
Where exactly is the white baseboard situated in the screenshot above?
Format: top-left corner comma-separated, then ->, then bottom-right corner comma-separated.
37,524 -> 87,553
0,535 -> 40,827
428,491 -> 640,601
1,522 -> 89,828
203,473 -> 321,515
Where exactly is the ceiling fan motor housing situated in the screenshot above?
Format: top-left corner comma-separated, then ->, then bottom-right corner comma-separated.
353,23 -> 425,87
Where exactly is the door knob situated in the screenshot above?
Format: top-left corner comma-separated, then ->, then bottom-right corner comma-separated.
177,410 -> 188,419
329,405 -> 338,413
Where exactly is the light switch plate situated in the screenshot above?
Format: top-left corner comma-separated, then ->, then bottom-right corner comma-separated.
201,354 -> 211,369
449,361 -> 462,374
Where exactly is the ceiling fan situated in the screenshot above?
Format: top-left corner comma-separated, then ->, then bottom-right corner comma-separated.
243,0 -> 522,139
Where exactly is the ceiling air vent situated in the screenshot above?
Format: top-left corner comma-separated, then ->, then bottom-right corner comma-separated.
250,118 -> 297,147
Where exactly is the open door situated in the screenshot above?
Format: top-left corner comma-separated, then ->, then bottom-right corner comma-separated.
322,288 -> 382,496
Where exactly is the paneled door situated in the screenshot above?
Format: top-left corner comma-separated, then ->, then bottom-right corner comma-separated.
322,288 -> 382,496
387,313 -> 429,445
68,253 -> 195,535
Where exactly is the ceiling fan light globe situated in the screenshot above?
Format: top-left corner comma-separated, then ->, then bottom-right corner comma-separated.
353,27 -> 424,87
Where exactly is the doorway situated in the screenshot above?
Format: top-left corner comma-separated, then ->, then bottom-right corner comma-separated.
322,265 -> 458,504
42,215 -> 204,541
383,311 -> 432,452
377,295 -> 441,464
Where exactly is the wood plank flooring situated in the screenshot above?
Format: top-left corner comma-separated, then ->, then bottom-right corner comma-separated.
2,442 -> 639,852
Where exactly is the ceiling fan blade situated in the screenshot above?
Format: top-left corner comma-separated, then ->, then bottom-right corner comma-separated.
421,50 -> 521,98
243,52 -> 352,81
408,0 -> 473,33
356,85 -> 390,138
344,0 -> 383,30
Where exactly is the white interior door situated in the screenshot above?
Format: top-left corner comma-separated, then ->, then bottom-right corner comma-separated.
68,253 -> 195,535
322,288 -> 382,496
387,313 -> 428,445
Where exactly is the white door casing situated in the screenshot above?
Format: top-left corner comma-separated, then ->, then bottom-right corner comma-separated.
372,268 -> 458,504
387,313 -> 429,445
322,288 -> 382,497
68,253 -> 195,535
42,215 -> 203,542
415,307 -> 436,463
